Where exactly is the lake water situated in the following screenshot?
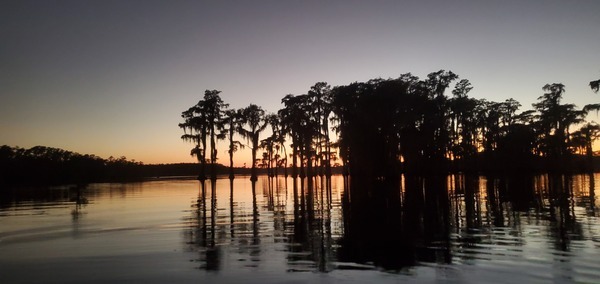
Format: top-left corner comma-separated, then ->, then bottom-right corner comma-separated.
1,174 -> 600,283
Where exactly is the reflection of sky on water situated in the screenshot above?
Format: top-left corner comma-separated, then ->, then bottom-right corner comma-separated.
1,174 -> 600,283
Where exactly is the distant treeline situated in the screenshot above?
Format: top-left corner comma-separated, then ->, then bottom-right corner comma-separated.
0,145 -> 343,186
0,145 -> 228,185
0,145 -> 146,185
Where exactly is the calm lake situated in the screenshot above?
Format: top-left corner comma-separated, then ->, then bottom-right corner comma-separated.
1,174 -> 600,283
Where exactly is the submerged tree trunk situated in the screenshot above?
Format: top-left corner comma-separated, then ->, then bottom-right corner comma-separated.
229,133 -> 235,180
251,133 -> 259,181
586,140 -> 594,171
210,125 -> 217,180
292,138 -> 299,178
282,143 -> 288,178
324,120 -> 332,177
199,130 -> 208,181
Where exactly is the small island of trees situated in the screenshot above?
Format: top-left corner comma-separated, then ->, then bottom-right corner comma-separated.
180,70 -> 600,182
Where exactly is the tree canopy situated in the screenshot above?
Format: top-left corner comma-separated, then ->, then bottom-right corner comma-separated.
180,71 -> 600,181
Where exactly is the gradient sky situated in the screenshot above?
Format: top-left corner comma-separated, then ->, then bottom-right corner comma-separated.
1,0 -> 599,165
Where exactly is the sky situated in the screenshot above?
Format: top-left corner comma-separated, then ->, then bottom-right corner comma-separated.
1,0 -> 599,165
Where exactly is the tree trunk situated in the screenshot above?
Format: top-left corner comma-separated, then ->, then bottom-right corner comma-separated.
292,136 -> 298,178
251,133 -> 258,181
199,131 -> 207,181
210,125 -> 217,180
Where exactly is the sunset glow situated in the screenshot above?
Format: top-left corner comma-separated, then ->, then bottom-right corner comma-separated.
1,1 -> 599,164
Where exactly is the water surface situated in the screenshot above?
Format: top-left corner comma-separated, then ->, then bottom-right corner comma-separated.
1,174 -> 600,283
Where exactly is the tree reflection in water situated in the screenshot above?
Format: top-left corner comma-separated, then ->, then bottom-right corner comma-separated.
184,173 -> 597,274
185,180 -> 220,270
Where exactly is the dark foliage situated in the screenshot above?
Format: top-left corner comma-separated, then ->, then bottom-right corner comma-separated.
182,71 -> 600,184
0,145 -> 144,186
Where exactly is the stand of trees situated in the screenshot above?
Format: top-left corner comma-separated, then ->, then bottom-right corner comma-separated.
0,145 -> 144,185
181,70 -> 600,181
